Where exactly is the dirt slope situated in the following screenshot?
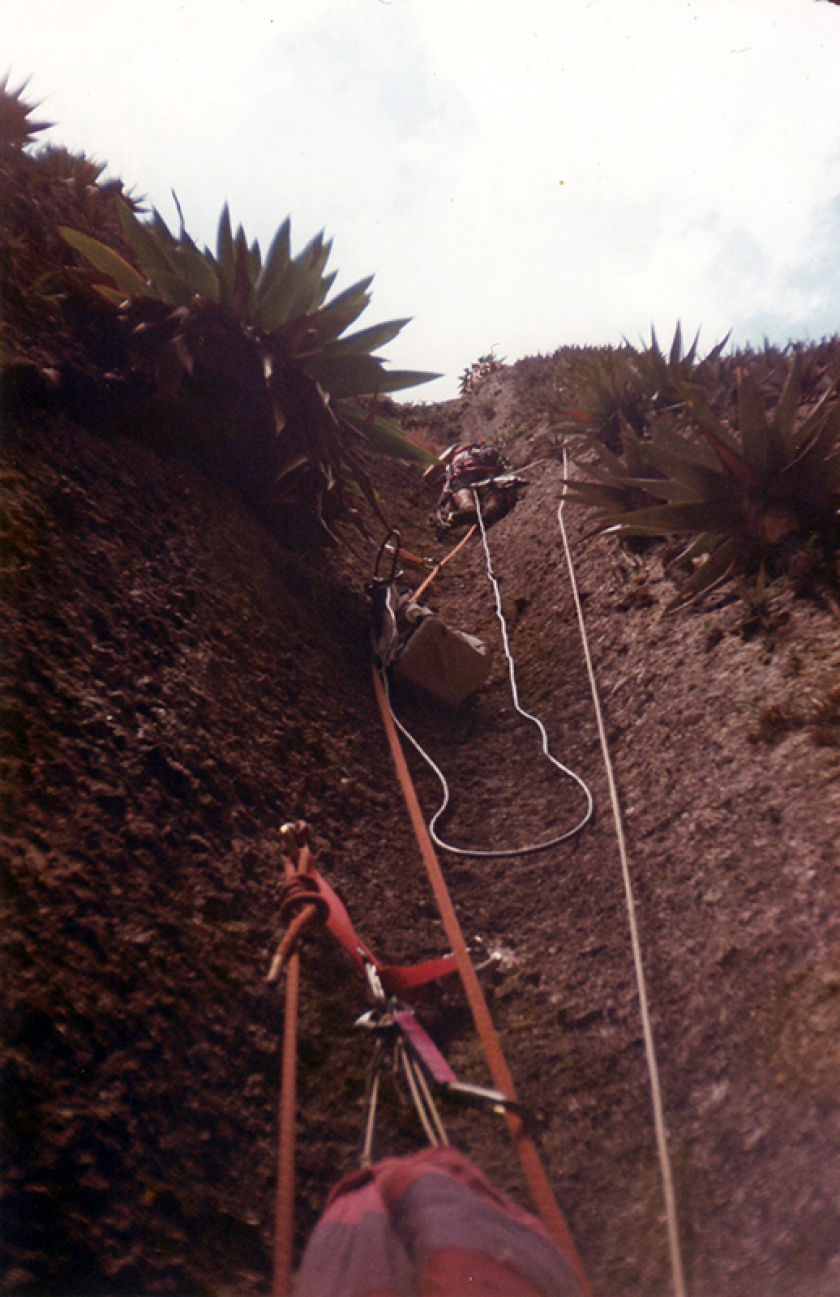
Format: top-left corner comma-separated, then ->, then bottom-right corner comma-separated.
2,372 -> 840,1296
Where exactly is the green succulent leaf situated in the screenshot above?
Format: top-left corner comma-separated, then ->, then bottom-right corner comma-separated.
666,537 -> 742,610
736,372 -> 772,472
338,405 -> 436,464
117,201 -> 177,281
677,382 -> 740,454
643,442 -> 729,500
216,205 -> 234,269
306,351 -> 438,399
325,318 -> 411,357
230,232 -> 256,319
167,244 -> 220,302
255,218 -> 291,299
58,194 -> 438,537
600,499 -> 743,537
562,482 -> 645,513
305,277 -> 375,346
59,226 -> 153,298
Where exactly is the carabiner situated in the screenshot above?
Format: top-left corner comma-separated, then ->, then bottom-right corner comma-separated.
373,528 -> 402,585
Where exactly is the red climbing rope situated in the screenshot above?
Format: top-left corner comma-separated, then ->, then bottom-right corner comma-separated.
371,663 -> 593,1297
410,523 -> 477,605
268,823 -> 465,1293
269,822 -> 329,1297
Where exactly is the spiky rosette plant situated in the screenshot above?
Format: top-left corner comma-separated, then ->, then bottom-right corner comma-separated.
631,323 -> 731,413
553,326 -> 732,449
565,362 -> 840,607
0,75 -> 51,153
564,345 -> 650,445
60,201 -> 437,533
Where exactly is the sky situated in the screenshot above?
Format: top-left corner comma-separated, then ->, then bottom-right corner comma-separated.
5,0 -> 840,400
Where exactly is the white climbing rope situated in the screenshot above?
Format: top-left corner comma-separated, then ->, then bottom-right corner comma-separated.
382,491 -> 594,859
556,449 -> 688,1297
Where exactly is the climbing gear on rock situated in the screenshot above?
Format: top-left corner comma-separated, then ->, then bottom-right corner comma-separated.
427,441 -> 526,535
370,493 -> 595,857
370,666 -> 593,1295
368,529 -> 493,708
268,823 -> 461,1297
267,822 -> 330,983
269,807 -> 591,1295
356,959 -> 517,1167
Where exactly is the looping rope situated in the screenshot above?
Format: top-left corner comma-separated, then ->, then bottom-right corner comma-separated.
380,493 -> 594,858
371,663 -> 593,1297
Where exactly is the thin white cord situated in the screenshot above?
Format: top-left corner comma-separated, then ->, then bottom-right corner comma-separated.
557,450 -> 688,1297
382,492 -> 594,859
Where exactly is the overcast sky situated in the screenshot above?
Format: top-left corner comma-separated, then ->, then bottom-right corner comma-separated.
5,0 -> 840,399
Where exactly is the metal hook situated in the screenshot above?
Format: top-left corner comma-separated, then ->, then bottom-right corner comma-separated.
373,528 -> 402,585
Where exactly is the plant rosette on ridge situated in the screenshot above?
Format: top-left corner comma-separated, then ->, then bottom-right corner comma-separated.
564,362 -> 840,608
60,201 -> 438,533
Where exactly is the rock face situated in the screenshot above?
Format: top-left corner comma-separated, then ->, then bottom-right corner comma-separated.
2,374 -> 840,1296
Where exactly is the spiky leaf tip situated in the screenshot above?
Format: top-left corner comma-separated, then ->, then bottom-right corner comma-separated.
0,75 -> 51,151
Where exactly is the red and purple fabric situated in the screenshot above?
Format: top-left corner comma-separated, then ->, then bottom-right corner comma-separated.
294,1146 -> 585,1297
313,870 -> 458,999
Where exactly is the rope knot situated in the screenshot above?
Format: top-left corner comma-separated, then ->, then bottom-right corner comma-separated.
266,821 -> 329,983
277,875 -> 330,929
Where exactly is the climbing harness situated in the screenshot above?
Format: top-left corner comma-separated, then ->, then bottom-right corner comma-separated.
370,496 -> 595,857
428,440 -> 527,535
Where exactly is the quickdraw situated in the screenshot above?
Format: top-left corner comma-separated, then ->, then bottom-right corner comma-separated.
356,959 -> 516,1168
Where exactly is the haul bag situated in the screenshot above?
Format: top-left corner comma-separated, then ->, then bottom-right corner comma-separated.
294,1146 -> 585,1297
393,613 -> 491,707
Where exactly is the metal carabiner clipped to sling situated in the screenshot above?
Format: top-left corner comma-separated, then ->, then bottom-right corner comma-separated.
366,530 -> 404,668
355,961 -> 517,1167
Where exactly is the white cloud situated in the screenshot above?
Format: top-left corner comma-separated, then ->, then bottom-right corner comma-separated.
5,0 -> 840,398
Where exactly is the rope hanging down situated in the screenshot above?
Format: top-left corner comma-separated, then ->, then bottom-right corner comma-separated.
379,491 -> 594,858
270,823 -> 328,1297
556,451 -> 688,1297
371,664 -> 593,1297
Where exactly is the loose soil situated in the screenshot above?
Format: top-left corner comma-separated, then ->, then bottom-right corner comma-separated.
2,367 -> 840,1297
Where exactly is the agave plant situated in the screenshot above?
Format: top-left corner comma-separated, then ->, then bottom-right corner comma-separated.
565,345 -> 650,445
0,75 -> 51,153
60,200 -> 437,532
565,361 -> 840,607
632,323 -> 731,413
557,326 -> 733,449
